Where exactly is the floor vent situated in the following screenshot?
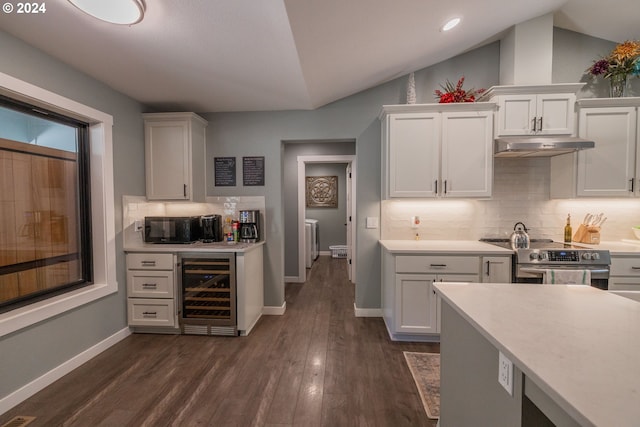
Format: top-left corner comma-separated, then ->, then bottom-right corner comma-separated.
1,416 -> 36,427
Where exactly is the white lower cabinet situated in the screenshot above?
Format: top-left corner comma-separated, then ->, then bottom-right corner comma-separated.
126,252 -> 178,331
395,274 -> 438,334
481,255 -> 512,283
609,255 -> 640,291
382,250 -> 482,341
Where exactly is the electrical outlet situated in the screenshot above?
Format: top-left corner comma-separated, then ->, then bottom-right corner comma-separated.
134,219 -> 143,232
498,351 -> 513,396
410,216 -> 420,229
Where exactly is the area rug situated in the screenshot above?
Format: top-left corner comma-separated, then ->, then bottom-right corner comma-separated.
403,351 -> 440,419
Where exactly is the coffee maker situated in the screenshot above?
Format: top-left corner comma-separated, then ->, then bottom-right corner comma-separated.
200,214 -> 222,242
238,210 -> 260,243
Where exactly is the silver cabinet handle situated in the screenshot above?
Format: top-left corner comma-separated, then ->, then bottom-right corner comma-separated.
142,311 -> 157,317
142,283 -> 157,288
631,267 -> 640,270
434,180 -> 438,195
537,117 -> 543,131
631,178 -> 635,193
141,261 -> 156,267
485,260 -> 490,276
444,180 -> 447,194
531,117 -> 537,132
430,264 -> 447,268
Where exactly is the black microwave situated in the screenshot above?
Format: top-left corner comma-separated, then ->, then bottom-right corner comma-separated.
144,216 -> 201,244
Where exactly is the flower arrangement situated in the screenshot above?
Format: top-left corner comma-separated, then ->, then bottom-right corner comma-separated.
587,40 -> 640,96
434,76 -> 484,103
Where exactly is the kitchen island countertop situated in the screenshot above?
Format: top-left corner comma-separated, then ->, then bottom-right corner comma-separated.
434,282 -> 640,426
379,239 -> 513,254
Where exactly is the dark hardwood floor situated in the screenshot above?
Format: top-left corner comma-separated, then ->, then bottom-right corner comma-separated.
1,256 -> 440,427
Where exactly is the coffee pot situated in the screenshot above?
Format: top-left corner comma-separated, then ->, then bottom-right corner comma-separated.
510,222 -> 530,250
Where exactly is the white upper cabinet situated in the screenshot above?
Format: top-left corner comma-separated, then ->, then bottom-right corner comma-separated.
550,98 -> 640,198
380,103 -> 495,199
144,112 -> 208,202
479,84 -> 583,137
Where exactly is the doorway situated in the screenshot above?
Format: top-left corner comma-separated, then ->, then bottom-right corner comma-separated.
297,155 -> 356,284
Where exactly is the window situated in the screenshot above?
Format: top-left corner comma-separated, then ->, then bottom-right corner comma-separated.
0,98 -> 93,312
0,71 -> 116,338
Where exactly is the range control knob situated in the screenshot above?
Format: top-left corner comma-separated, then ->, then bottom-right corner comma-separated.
529,252 -> 539,260
582,253 -> 591,260
591,253 -> 600,260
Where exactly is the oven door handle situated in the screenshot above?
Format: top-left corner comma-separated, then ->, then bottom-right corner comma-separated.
520,267 -> 610,275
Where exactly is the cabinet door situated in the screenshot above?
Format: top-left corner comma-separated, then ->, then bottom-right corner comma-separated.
496,95 -> 537,136
441,111 -> 493,197
395,274 -> 437,334
145,120 -> 190,200
481,256 -> 512,283
577,107 -> 637,197
536,93 -> 575,135
387,113 -> 440,197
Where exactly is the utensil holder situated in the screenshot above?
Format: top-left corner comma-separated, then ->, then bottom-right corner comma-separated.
573,225 -> 600,244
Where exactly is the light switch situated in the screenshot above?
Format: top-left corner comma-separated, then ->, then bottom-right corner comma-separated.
366,217 -> 379,229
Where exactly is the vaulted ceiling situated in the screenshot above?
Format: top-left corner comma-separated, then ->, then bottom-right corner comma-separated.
0,0 -> 637,112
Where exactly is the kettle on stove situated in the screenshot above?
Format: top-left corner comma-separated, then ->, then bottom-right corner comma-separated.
510,222 -> 530,250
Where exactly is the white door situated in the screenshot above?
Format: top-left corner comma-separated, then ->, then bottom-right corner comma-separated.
496,95 -> 537,136
481,256 -> 512,283
388,113 -> 440,197
537,93 -> 575,135
395,274 -> 438,334
346,163 -> 353,282
577,107 -> 637,197
441,111 -> 493,198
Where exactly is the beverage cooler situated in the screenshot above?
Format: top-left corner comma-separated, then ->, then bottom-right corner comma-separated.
178,253 -> 237,336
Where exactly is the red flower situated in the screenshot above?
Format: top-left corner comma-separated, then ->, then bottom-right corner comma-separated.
434,77 -> 484,103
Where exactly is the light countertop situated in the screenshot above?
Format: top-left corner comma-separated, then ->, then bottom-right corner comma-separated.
379,239 -> 514,255
578,240 -> 640,255
124,241 -> 265,253
434,282 -> 640,427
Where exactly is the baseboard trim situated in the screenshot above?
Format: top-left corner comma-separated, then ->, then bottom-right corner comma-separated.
353,303 -> 383,317
284,275 -> 304,283
319,250 -> 331,256
0,327 -> 131,415
262,302 -> 286,316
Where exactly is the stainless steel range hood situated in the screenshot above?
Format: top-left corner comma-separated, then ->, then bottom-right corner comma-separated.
494,136 -> 595,158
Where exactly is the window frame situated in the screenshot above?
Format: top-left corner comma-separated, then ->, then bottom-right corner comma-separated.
0,71 -> 117,337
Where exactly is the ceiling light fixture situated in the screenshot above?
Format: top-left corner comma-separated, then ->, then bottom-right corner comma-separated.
67,0 -> 145,25
441,17 -> 461,32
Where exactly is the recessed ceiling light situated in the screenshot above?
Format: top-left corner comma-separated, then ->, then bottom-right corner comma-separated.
68,0 -> 145,25
441,17 -> 461,32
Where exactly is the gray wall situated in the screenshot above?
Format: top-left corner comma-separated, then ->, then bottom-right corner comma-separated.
281,140 -> 355,277
0,30 -> 145,400
305,163 -> 348,252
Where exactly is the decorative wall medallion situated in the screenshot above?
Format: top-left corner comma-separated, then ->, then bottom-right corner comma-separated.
306,176 -> 338,208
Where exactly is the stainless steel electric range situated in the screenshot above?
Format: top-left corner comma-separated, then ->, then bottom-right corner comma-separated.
480,239 -> 611,289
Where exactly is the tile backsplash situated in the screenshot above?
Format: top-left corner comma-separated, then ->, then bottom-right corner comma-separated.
122,195 -> 265,248
381,158 -> 640,242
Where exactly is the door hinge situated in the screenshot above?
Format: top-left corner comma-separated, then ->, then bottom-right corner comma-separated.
348,259 -> 352,265
349,172 -> 352,178
349,216 -> 352,222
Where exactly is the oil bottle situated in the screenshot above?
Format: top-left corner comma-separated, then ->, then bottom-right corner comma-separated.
564,213 -> 572,243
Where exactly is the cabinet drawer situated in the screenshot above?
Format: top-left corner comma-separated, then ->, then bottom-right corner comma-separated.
608,277 -> 640,291
127,270 -> 174,298
610,257 -> 640,276
127,298 -> 175,327
126,253 -> 174,270
396,255 -> 478,274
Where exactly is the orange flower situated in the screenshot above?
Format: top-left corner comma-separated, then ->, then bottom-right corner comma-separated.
611,40 -> 640,62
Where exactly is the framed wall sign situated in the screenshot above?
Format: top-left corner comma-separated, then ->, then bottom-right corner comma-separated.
214,157 -> 236,186
243,156 -> 265,186
306,176 -> 338,208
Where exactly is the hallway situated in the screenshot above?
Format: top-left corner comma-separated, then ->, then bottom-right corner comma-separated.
1,256 -> 439,426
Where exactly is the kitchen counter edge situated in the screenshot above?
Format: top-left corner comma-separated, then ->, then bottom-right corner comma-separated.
379,239 -> 514,255
124,241 -> 265,253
